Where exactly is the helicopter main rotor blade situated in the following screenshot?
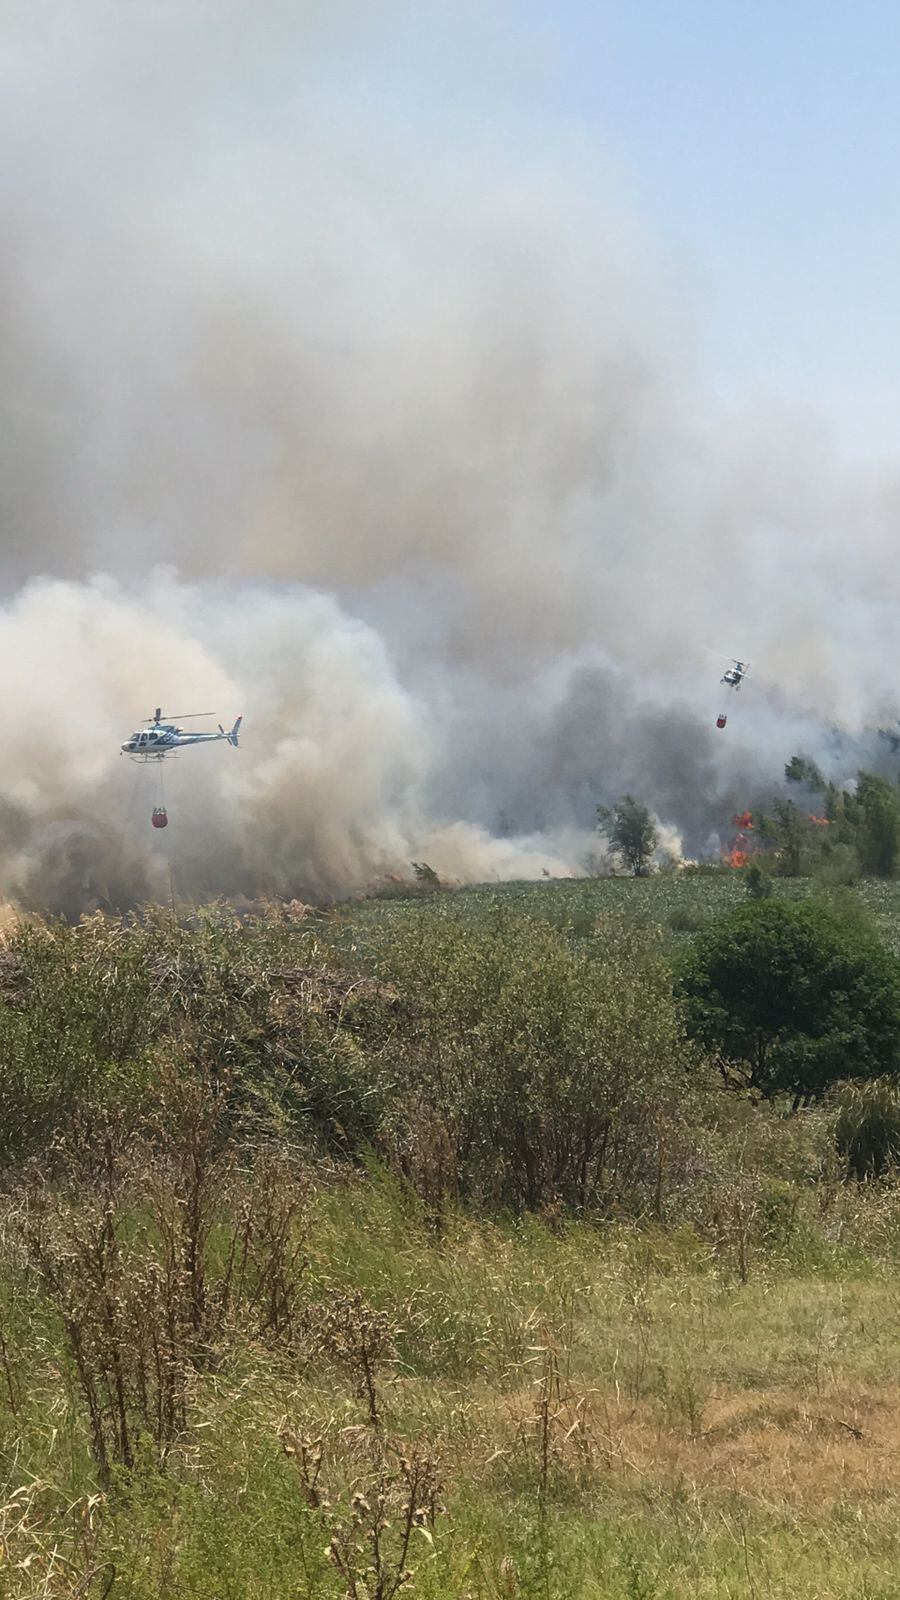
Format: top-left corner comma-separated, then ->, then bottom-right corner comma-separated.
143,711 -> 216,723
703,647 -> 749,664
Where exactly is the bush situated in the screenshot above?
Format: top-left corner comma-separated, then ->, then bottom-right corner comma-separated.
0,910 -> 395,1163
834,1077 -> 900,1178
814,841 -> 861,887
678,899 -> 900,1102
668,905 -> 710,933
379,909 -> 709,1215
744,862 -> 773,900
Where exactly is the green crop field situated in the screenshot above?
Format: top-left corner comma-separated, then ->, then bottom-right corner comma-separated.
334,866 -> 900,958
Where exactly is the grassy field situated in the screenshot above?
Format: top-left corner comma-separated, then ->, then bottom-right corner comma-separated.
8,1172 -> 900,1599
335,866 -> 900,958
2,872 -> 900,1597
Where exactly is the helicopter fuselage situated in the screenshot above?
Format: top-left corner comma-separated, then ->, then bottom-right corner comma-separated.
722,662 -> 747,689
121,716 -> 241,760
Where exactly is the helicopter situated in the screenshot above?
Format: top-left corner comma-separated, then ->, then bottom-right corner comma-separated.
121,707 -> 242,762
707,653 -> 751,730
721,659 -> 750,691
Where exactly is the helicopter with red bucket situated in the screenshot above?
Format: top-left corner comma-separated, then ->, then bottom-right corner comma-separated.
121,707 -> 242,762
714,659 -> 750,729
121,707 -> 242,829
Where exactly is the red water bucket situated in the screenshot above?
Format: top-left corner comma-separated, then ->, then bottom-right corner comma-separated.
716,714 -> 727,729
151,806 -> 168,829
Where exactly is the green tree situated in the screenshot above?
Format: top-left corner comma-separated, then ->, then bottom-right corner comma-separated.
597,796 -> 657,877
755,798 -> 808,877
678,900 -> 900,1101
824,781 -> 842,822
855,772 -> 900,877
785,754 -> 826,791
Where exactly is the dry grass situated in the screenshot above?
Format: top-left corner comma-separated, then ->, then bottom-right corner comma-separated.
2,891 -> 900,1595
5,1246 -> 900,1596
1,1126 -> 899,1598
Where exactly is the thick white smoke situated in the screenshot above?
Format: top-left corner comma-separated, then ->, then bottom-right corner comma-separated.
1,1 -> 899,910
0,576 -> 594,911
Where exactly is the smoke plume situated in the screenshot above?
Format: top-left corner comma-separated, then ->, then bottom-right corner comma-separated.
1,2 -> 899,910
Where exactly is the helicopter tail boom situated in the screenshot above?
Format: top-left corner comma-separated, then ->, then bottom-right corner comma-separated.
218,715 -> 242,747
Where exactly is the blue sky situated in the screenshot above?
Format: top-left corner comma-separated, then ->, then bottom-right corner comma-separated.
331,0 -> 900,457
529,2 -> 900,418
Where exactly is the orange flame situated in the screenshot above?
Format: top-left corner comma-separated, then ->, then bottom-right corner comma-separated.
731,810 -> 754,830
808,814 -> 829,827
723,829 -> 752,868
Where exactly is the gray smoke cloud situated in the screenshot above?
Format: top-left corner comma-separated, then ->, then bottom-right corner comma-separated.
1,1 -> 899,911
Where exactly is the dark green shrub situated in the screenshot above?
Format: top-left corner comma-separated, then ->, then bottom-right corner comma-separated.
679,899 -> 900,1101
744,863 -> 772,900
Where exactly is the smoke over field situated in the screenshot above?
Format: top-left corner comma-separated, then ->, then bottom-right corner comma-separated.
1,2 -> 900,909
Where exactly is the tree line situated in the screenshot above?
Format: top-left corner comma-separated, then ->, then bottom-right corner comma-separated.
599,759 -> 900,881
